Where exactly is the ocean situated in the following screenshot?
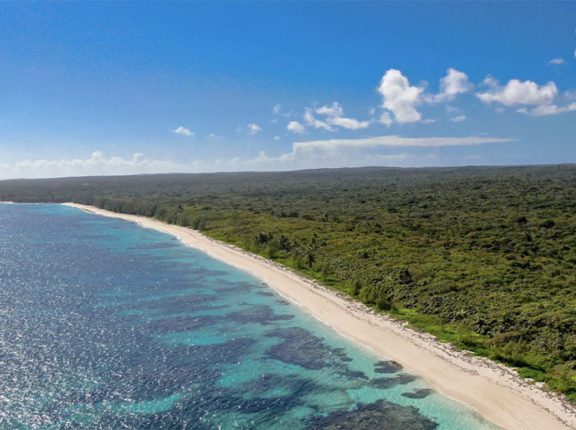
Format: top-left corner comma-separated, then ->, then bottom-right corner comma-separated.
0,204 -> 497,429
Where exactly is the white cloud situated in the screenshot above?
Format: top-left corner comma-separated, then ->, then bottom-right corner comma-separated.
529,103 -> 576,117
549,58 -> 565,65
328,116 -> 370,130
173,126 -> 193,137
433,68 -> 473,102
287,120 -> 306,134
450,115 -> 467,122
377,69 -> 424,124
239,122 -> 262,135
0,151 -> 182,179
315,102 -> 344,117
476,77 -> 558,106
304,109 -> 334,131
272,104 -> 282,114
476,76 -> 576,116
314,101 -> 370,130
248,123 -> 262,134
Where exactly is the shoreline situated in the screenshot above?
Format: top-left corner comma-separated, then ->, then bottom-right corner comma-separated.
63,202 -> 576,430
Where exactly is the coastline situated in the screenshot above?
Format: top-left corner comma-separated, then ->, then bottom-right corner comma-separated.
63,202 -> 576,430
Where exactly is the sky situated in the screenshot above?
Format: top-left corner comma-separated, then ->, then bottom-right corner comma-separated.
0,1 -> 575,179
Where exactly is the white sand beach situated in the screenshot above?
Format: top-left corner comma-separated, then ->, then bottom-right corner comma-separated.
64,203 -> 576,430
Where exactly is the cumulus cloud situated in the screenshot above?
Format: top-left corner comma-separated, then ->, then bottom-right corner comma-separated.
476,77 -> 558,106
476,76 -> 576,116
0,151 -> 182,179
377,69 -> 424,124
375,67 -> 576,123
285,68 -> 474,128
433,68 -> 473,102
287,120 -> 306,134
173,126 -> 193,137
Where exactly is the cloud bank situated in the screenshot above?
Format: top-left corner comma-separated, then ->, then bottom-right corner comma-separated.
0,151 -> 182,179
0,134 -> 513,179
290,135 -> 512,153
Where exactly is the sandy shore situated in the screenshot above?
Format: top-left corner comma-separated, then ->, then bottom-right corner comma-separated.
64,203 -> 576,430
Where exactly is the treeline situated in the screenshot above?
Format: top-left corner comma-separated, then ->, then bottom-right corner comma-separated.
1,165 -> 576,401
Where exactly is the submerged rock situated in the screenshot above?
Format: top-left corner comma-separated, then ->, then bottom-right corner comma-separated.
257,291 -> 275,297
402,388 -> 435,399
308,399 -> 438,429
371,374 -> 418,389
374,360 -> 403,373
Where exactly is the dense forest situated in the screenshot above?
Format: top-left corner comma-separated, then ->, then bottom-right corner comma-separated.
1,165 -> 575,401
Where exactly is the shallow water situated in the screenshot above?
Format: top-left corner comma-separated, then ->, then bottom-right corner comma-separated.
0,204 -> 498,429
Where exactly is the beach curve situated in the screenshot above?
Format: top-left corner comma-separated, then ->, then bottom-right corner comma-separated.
63,203 -> 576,430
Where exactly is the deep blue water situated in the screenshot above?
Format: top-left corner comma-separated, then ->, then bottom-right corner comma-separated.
0,204 -> 498,429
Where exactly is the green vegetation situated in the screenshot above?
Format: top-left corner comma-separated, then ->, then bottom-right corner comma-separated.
2,165 -> 576,400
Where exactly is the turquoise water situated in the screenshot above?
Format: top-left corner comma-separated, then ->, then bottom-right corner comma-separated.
0,204 -> 498,429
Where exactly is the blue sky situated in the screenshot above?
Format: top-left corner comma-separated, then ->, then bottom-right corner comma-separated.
1,2 -> 575,178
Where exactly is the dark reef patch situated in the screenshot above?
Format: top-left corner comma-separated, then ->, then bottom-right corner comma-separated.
227,305 -> 295,325
139,294 -> 217,313
337,369 -> 368,380
213,281 -> 255,293
308,399 -> 438,429
136,241 -> 181,250
265,327 -> 351,370
244,373 -> 320,399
